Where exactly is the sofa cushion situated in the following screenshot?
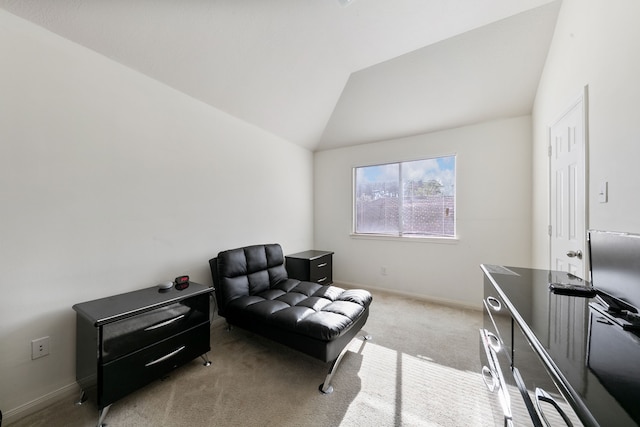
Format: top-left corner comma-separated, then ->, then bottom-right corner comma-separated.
226,281 -> 372,341
216,243 -> 288,309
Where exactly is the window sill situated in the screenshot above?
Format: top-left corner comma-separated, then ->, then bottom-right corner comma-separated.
349,233 -> 459,244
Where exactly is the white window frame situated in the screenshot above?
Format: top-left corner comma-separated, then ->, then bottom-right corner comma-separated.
352,155 -> 457,241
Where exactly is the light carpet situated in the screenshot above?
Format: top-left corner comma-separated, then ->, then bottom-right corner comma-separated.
10,290 -> 495,427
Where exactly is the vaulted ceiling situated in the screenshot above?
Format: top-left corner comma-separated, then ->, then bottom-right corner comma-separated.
1,0 -> 561,151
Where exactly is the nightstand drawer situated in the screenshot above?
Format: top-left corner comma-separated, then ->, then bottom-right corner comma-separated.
101,322 -> 210,407
102,294 -> 209,363
309,255 -> 332,284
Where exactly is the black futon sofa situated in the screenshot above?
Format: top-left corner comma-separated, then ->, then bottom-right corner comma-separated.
209,243 -> 372,393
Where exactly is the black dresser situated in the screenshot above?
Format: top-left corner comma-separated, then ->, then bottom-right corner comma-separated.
73,282 -> 213,426
480,265 -> 639,426
285,250 -> 333,285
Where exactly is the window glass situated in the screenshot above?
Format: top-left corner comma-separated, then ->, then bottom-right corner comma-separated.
355,163 -> 400,234
354,156 -> 455,238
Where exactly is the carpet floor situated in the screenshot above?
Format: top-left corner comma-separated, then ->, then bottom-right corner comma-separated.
11,290 -> 495,427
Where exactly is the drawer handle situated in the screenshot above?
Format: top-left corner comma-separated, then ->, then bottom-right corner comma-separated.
145,346 -> 186,367
317,263 -> 328,268
481,365 -> 498,392
485,331 -> 502,352
144,314 -> 185,331
479,329 -> 500,393
535,387 -> 574,427
486,296 -> 502,312
317,277 -> 328,282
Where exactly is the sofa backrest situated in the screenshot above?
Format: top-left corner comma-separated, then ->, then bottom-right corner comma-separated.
210,243 -> 288,314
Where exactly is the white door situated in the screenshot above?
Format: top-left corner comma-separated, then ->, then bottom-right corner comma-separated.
549,90 -> 588,278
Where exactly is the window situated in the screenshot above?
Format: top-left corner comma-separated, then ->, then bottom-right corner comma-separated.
354,156 -> 456,238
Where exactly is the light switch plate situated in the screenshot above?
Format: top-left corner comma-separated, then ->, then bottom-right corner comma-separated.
599,181 -> 608,203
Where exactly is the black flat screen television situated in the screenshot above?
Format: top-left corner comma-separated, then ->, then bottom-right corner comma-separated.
588,229 -> 640,313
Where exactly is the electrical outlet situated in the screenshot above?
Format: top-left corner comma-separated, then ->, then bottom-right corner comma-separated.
31,336 -> 50,360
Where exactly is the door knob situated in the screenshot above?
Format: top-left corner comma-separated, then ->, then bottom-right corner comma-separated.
566,250 -> 583,259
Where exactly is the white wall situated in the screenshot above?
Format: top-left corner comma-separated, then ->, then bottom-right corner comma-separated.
0,10 -> 313,420
531,0 -> 640,268
314,116 -> 533,308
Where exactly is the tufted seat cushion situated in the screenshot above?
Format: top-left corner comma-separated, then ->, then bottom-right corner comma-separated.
212,244 -> 372,343
227,280 -> 371,341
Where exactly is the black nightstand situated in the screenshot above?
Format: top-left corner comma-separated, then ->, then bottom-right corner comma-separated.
73,283 -> 213,426
285,250 -> 334,285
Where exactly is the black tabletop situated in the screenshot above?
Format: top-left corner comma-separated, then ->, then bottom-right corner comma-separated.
286,250 -> 333,260
483,265 -> 640,427
72,282 -> 213,326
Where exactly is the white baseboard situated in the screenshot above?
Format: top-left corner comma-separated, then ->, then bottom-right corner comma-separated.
4,382 -> 80,426
333,280 -> 482,311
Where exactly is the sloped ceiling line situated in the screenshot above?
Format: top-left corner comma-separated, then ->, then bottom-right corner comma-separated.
0,0 -> 561,151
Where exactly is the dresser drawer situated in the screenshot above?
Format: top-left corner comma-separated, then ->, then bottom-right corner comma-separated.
479,328 -> 512,426
512,322 -> 584,426
100,322 -> 210,407
102,294 -> 209,363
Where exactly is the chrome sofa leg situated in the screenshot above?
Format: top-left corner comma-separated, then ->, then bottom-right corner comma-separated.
318,334 -> 372,394
319,347 -> 349,394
